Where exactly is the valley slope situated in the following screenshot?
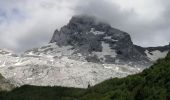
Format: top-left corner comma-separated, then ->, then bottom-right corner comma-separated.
0,51 -> 170,100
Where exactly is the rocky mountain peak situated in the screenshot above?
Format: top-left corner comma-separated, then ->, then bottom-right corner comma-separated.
50,15 -> 130,44
49,15 -> 150,64
69,15 -> 98,26
51,16 -> 131,44
67,15 -> 111,32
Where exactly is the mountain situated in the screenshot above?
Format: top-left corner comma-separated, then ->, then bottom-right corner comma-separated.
0,15 -> 169,88
134,44 -> 170,61
50,15 -> 149,64
0,52 -> 170,100
50,15 -> 170,64
0,46 -> 143,88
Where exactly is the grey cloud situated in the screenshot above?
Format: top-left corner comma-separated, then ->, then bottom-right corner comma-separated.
0,0 -> 76,52
75,0 -> 170,47
0,0 -> 169,53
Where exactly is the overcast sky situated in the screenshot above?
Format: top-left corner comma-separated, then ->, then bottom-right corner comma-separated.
0,0 -> 169,52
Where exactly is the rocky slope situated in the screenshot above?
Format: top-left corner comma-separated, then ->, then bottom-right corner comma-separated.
1,52 -> 170,100
0,15 -> 169,88
0,46 -> 143,88
50,15 -> 150,65
134,44 -> 170,61
49,15 -> 170,64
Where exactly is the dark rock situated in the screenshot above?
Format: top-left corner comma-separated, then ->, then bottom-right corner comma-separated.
49,15 -> 169,64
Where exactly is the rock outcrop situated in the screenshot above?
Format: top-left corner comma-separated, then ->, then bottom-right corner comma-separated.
50,15 -> 151,65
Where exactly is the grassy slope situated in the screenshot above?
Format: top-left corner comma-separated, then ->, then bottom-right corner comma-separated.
0,53 -> 170,100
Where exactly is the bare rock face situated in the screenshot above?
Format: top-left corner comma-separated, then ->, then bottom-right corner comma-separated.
50,15 -> 150,64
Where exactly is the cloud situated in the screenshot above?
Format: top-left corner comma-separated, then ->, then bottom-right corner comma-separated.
0,0 -> 78,52
0,0 -> 169,52
75,0 -> 170,47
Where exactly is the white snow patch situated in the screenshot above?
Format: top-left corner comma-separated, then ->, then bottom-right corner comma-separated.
104,66 -> 112,69
27,78 -> 33,80
104,36 -> 118,42
14,59 -> 23,66
90,28 -> 105,35
145,50 -> 168,61
27,51 -> 35,56
1,61 -> 6,67
94,42 -> 117,61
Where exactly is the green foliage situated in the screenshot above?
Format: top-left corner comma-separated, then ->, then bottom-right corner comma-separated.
1,52 -> 170,100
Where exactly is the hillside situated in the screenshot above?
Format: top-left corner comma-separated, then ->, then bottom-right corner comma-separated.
0,52 -> 170,100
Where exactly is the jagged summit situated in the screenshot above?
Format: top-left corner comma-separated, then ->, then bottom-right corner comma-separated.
67,15 -> 115,32
69,15 -> 100,27
50,15 -> 129,45
49,15 -> 149,64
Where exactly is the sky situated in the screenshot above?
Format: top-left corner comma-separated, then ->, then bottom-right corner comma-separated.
0,0 -> 169,52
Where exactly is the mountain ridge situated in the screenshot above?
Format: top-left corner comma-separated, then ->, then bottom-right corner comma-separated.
50,15 -> 169,64
0,15 -> 169,89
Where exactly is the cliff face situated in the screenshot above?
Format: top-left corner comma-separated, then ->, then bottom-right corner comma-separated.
50,15 -> 153,64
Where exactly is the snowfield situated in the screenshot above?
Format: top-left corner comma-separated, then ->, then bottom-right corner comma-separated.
0,43 -> 168,88
0,48 -> 144,88
145,50 -> 169,61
